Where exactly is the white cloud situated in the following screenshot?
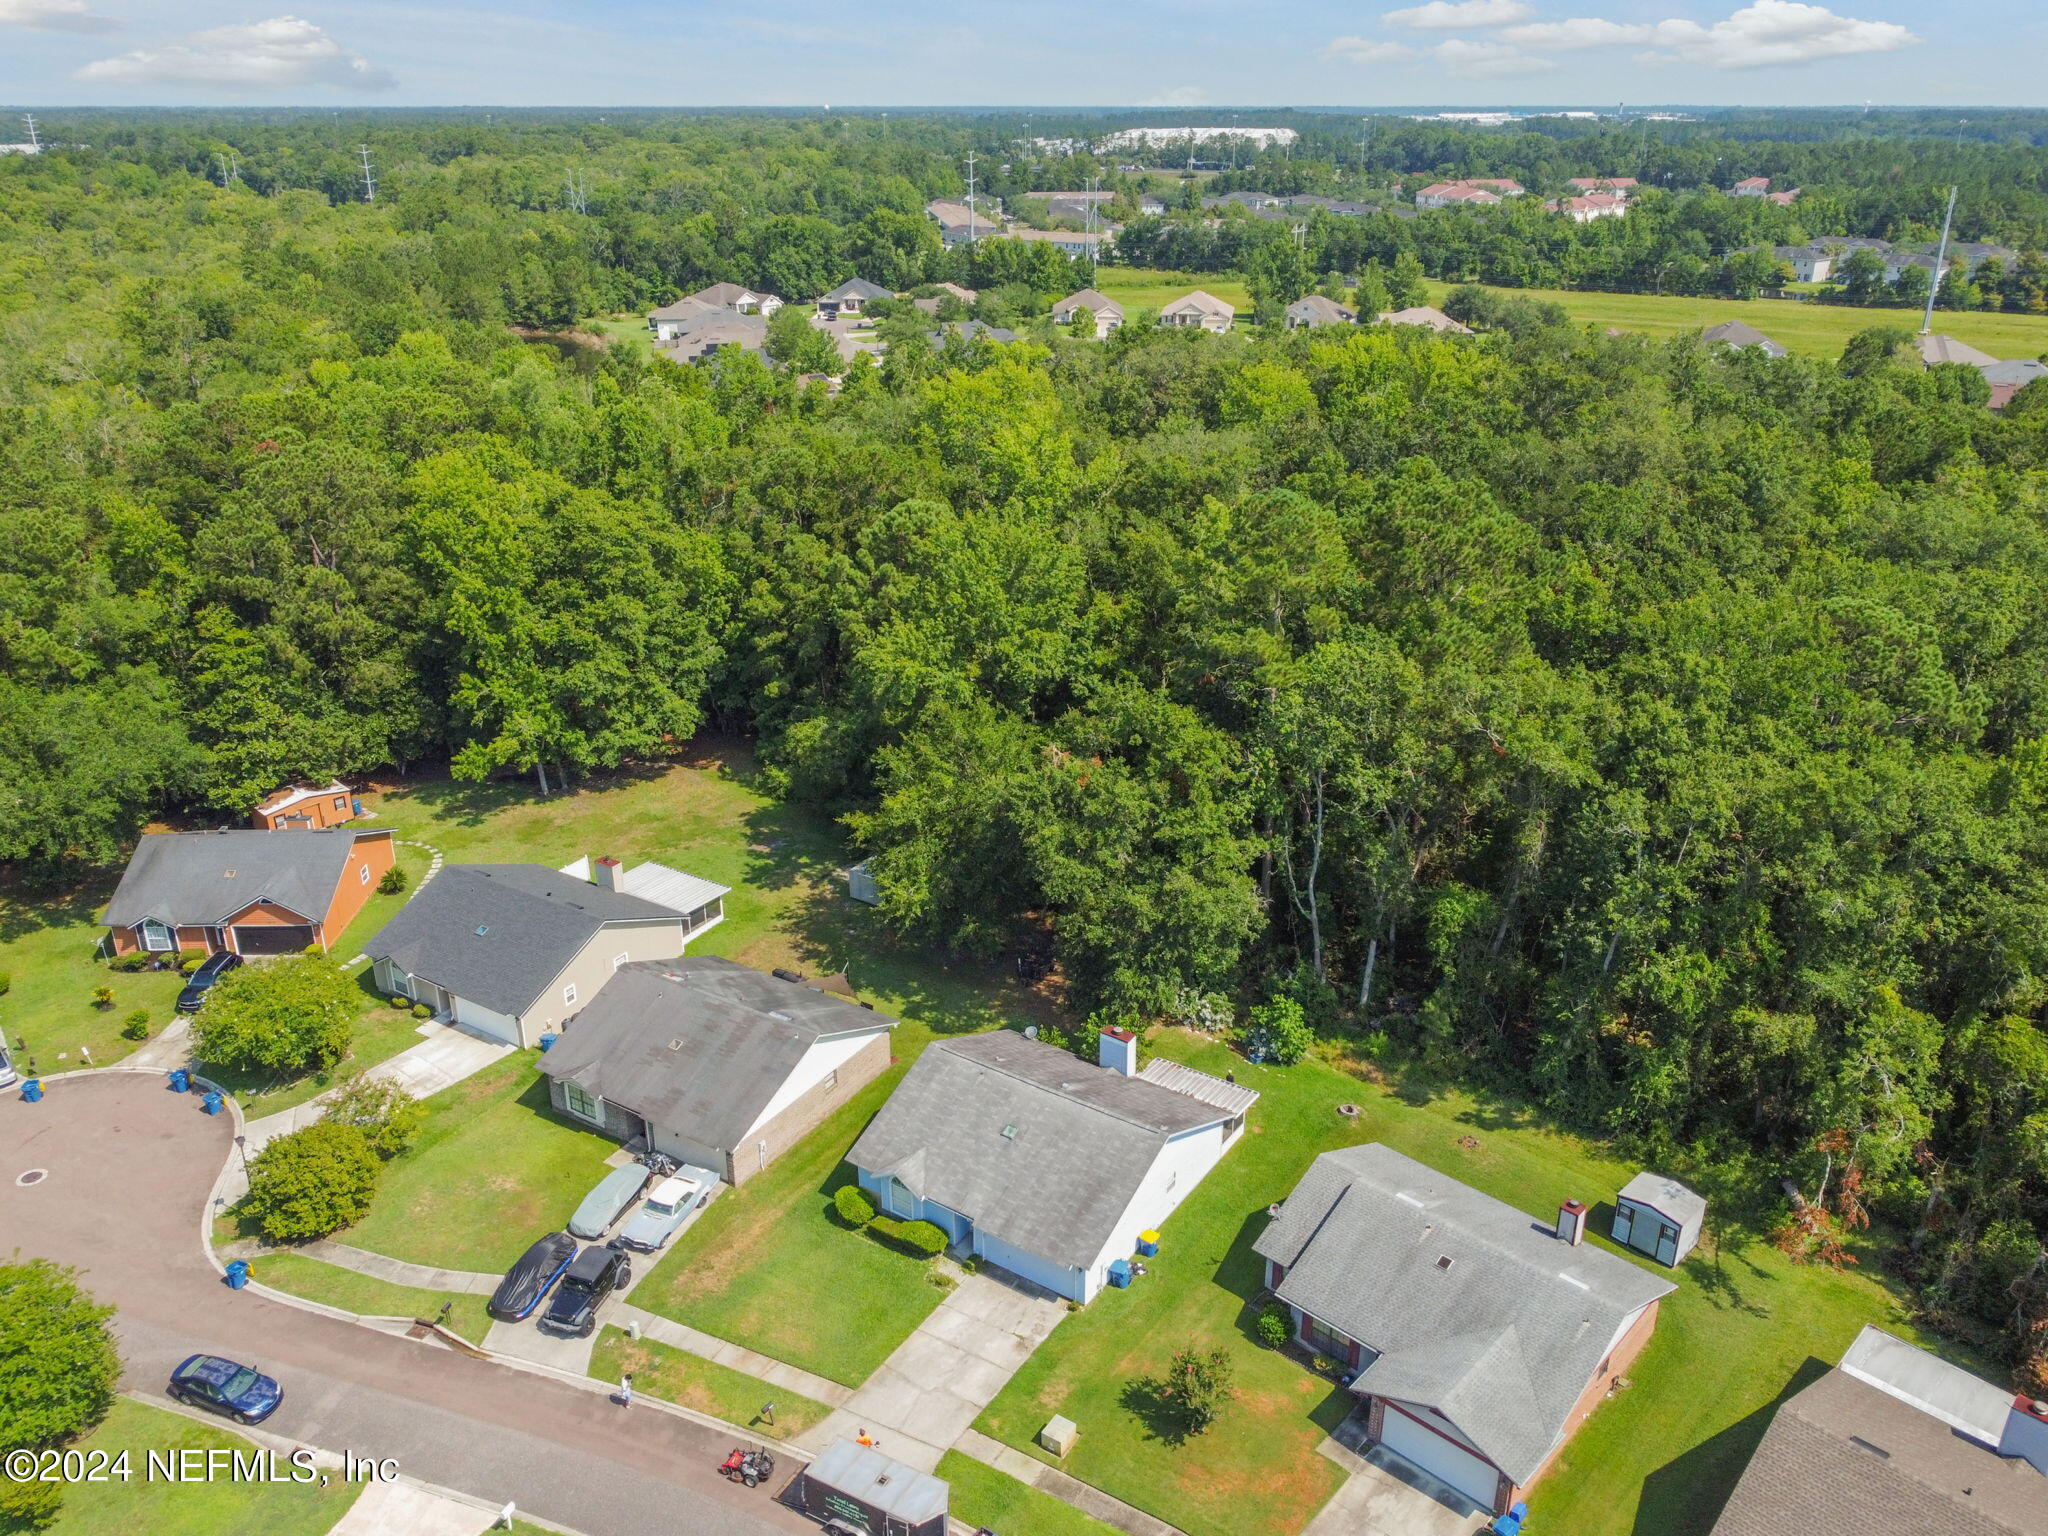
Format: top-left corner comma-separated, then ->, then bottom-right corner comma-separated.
1382,0 -> 1533,31
1431,37 -> 1557,74
1141,84 -> 1208,107
1499,17 -> 1655,50
0,0 -> 118,30
1645,2 -> 1915,69
1323,36 -> 1418,63
75,14 -> 393,91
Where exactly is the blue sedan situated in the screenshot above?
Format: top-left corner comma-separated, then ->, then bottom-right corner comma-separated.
169,1354 -> 283,1424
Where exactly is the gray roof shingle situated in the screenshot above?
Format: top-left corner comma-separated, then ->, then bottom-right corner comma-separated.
539,957 -> 895,1153
103,828 -> 385,929
848,1032 -> 1239,1270
1254,1143 -> 1674,1485
1711,1369 -> 2048,1536
363,865 -> 682,1018
1702,320 -> 1788,358
820,277 -> 892,303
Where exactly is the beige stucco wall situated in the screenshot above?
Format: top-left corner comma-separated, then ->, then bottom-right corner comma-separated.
518,918 -> 688,1046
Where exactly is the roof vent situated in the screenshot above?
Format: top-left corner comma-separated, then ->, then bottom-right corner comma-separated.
1558,1272 -> 1591,1291
1435,1255 -> 1454,1271
1849,1436 -> 1891,1460
769,1010 -> 791,1021
223,869 -> 237,877
1001,1124 -> 1018,1139
1394,1192 -> 1425,1209
474,925 -> 489,936
667,1038 -> 684,1051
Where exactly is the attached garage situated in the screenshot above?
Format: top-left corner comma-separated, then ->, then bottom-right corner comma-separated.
1376,1401 -> 1502,1510
232,923 -> 315,955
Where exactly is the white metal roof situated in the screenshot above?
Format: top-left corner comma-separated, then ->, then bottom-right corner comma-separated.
1839,1325 -> 2013,1446
256,780 -> 349,815
1137,1058 -> 1260,1118
554,857 -> 730,917
1617,1170 -> 1706,1229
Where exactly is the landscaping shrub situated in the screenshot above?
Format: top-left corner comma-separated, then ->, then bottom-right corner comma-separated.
243,1122 -> 380,1241
869,1214 -> 948,1258
90,985 -> 113,1010
180,955 -> 204,974
121,1009 -> 151,1041
193,957 -> 355,1078
378,865 -> 409,895
833,1184 -> 877,1227
321,1077 -> 425,1158
107,954 -> 151,973
1255,1302 -> 1290,1348
411,1002 -> 432,1019
1239,997 -> 1312,1065
389,995 -> 410,1010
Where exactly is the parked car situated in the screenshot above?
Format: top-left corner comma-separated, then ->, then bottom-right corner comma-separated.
542,1245 -> 631,1337
618,1170 -> 711,1252
168,1353 -> 282,1424
176,951 -> 243,1013
567,1162 -> 651,1240
488,1230 -> 579,1321
0,1039 -> 16,1091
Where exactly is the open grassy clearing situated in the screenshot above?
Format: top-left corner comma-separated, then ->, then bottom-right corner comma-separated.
0,873 -> 187,1073
936,1451 -> 1124,1536
590,1326 -> 831,1440
40,1397 -> 360,1536
1414,276 -> 2048,359
1092,267 -> 1256,318
976,1028 -> 1964,1536
251,1251 -> 493,1344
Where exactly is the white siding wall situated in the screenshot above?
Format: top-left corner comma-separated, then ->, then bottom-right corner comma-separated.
742,1030 -> 887,1140
1077,1120 -> 1230,1297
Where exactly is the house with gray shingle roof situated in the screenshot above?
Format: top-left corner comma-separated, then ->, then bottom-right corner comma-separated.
103,827 -> 396,958
1702,319 -> 1788,359
848,1028 -> 1256,1300
816,277 -> 893,319
1254,1144 -> 1675,1516
1050,287 -> 1124,337
538,956 -> 895,1186
1285,294 -> 1357,329
1158,289 -> 1235,332
364,860 -> 713,1047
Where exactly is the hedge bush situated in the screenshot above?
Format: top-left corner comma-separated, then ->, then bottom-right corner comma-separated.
833,1184 -> 877,1226
1256,1302 -> 1291,1348
870,1214 -> 948,1259
244,1123 -> 380,1241
121,1009 -> 151,1041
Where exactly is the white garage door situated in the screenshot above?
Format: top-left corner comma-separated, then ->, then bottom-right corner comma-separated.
974,1231 -> 1083,1301
1376,1401 -> 1500,1510
452,995 -> 520,1045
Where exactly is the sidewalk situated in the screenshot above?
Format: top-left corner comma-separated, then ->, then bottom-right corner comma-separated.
617,1305 -> 854,1409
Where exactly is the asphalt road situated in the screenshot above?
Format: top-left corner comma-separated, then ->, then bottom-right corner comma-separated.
0,1071 -> 815,1536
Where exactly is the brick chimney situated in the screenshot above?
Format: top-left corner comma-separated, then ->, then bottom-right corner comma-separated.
1098,1026 -> 1137,1077
1556,1199 -> 1588,1246
593,856 -> 622,892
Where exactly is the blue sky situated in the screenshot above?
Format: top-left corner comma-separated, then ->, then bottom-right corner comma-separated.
0,1 -> 2042,109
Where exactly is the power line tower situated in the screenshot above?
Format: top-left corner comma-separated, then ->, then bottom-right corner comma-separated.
357,143 -> 377,203
564,167 -> 589,215
214,150 -> 241,188
23,112 -> 40,152
1921,184 -> 1957,337
963,150 -> 979,246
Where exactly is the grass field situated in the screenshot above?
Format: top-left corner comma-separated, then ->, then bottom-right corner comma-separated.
1092,267 -> 1256,319
590,1327 -> 831,1441
0,873 -> 187,1073
41,1397 -> 360,1536
937,1451 -> 1123,1536
976,1028 -> 1960,1536
251,1251 -> 493,1344
337,1051 -> 620,1272
1414,276 -> 2048,360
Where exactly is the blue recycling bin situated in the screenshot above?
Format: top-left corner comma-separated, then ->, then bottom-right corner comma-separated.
1489,1501 -> 1529,1536
1107,1259 -> 1133,1289
1136,1229 -> 1160,1258
350,796 -> 364,816
539,1033 -> 558,1052
20,1078 -> 42,1103
168,1067 -> 190,1093
201,1090 -> 224,1116
225,1260 -> 250,1290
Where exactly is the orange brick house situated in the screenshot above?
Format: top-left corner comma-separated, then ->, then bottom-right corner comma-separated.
1253,1144 -> 1675,1517
252,780 -> 358,830
102,828 -> 394,957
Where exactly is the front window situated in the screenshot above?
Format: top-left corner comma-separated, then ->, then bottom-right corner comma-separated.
562,982 -> 578,1007
141,921 -> 174,952
1303,1316 -> 1350,1358
563,1084 -> 602,1123
359,864 -> 371,884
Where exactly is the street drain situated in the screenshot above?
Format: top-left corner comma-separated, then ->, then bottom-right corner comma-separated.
16,1169 -> 48,1186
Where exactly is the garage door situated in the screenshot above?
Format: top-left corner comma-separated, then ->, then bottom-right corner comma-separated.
232,924 -> 315,955
452,995 -> 520,1045
1376,1401 -> 1500,1510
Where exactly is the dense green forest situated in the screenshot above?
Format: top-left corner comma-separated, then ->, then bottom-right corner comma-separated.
5,111 -> 2048,1384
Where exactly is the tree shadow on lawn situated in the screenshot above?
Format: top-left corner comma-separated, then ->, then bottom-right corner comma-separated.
1633,1355 -> 1828,1536
0,870 -> 112,942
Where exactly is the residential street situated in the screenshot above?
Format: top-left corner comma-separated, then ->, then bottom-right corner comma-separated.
0,1071 -> 812,1536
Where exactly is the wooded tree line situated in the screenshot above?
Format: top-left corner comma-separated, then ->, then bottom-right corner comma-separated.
5,115 -> 2048,1379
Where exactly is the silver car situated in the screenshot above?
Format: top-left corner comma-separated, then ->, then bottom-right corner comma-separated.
618,1171 -> 712,1251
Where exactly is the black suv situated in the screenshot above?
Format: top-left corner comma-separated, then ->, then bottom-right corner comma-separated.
176,951 -> 243,1013
542,1245 -> 630,1337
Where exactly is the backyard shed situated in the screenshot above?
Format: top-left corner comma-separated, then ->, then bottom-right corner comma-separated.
1613,1172 -> 1705,1266
795,1438 -> 947,1536
846,860 -> 880,905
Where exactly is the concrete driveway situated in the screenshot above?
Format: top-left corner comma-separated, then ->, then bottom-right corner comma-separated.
0,1072 -> 809,1536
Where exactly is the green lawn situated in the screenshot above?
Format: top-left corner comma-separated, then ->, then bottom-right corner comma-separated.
937,1451 -> 1123,1536
251,1251 -> 493,1344
630,1075 -> 946,1387
1416,276 -> 2048,360
976,1029 -> 1957,1536
1092,267 -> 1256,319
338,1051 -> 619,1272
584,314 -> 657,357
41,1397 -> 360,1536
589,1326 -> 831,1441
0,873 -> 187,1073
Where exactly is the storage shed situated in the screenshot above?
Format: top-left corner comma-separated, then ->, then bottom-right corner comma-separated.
846,860 -> 881,905
1613,1172 -> 1705,1266
795,1439 -> 947,1536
